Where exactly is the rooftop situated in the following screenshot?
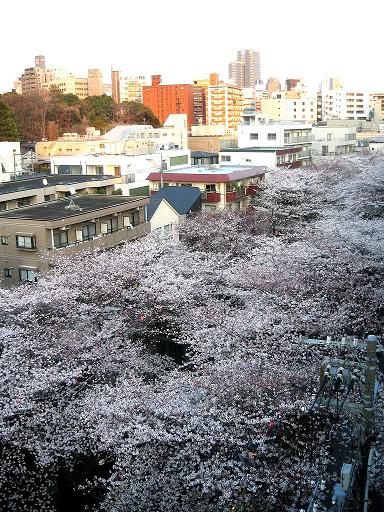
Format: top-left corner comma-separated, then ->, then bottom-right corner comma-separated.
147,165 -> 267,184
0,195 -> 146,221
0,175 -> 115,196
148,186 -> 201,219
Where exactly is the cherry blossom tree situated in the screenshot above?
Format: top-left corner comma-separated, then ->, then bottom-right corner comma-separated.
0,152 -> 383,510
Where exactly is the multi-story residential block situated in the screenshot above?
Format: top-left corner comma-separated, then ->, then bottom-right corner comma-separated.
221,121 -> 312,168
0,195 -> 150,286
260,91 -> 317,123
229,50 -> 261,88
41,75 -> 89,98
372,93 -> 384,120
206,85 -> 243,129
147,164 -> 266,211
188,125 -> 237,152
111,69 -> 146,103
143,76 -> 195,127
311,126 -> 357,157
17,56 -> 106,97
49,149 -> 190,197
0,175 -> 120,212
319,85 -> 373,121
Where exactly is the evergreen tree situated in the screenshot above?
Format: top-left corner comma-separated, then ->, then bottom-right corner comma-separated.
0,100 -> 19,141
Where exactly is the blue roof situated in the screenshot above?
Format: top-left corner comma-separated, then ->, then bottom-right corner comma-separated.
148,186 -> 201,219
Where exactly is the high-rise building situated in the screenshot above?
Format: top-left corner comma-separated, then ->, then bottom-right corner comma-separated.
228,49 -> 261,88
206,84 -> 243,129
111,70 -> 145,104
228,60 -> 245,88
88,69 -> 103,96
143,75 -> 195,127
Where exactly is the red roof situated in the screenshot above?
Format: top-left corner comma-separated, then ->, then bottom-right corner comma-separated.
147,167 -> 266,183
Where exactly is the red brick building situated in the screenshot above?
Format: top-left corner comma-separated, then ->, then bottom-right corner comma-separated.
143,76 -> 195,127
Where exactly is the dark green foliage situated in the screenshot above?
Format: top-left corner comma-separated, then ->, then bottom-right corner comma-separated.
0,100 -> 20,141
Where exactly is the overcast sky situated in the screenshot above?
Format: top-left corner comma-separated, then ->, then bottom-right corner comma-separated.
2,0 -> 384,93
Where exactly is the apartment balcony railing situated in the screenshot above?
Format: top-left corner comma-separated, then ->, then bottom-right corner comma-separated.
284,135 -> 314,144
48,223 -> 150,256
201,191 -> 221,202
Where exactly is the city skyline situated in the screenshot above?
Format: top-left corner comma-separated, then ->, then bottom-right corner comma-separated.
3,0 -> 384,94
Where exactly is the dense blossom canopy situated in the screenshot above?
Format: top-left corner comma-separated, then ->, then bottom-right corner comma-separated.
0,151 -> 383,511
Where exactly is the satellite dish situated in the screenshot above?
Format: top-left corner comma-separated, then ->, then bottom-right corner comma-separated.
42,178 -> 48,186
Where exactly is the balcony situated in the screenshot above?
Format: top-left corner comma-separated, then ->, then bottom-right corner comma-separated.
48,223 -> 150,257
201,191 -> 221,202
284,135 -> 313,145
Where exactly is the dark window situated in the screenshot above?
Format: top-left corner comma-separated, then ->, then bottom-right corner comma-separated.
1,236 -> 8,245
16,235 -> 36,249
205,184 -> 216,192
267,133 -> 277,140
82,224 -> 96,241
4,268 -> 12,278
250,133 -> 258,140
17,197 -> 31,208
19,268 -> 38,283
106,218 -> 118,233
0,202 -> 6,211
53,231 -> 68,248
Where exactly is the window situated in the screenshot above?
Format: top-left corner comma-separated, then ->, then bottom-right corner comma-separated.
1,236 -> 8,245
16,235 -> 36,249
105,218 -> 118,233
126,173 -> 135,183
82,223 -> 96,241
250,133 -> 258,140
205,184 -> 216,192
19,268 -> 38,283
267,133 -> 277,140
327,133 -> 332,141
53,231 -> 68,248
4,268 -> 12,278
221,155 -> 231,162
17,197 -> 31,208
0,202 -> 6,211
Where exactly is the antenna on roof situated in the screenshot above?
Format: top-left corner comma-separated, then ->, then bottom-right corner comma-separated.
65,186 -> 82,211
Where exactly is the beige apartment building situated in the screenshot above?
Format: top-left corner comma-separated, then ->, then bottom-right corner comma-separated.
206,85 -> 244,129
0,195 -> 150,286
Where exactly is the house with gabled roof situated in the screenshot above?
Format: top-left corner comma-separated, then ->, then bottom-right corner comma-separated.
148,186 -> 201,233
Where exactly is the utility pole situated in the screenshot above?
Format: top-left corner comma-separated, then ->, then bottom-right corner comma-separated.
302,334 -> 379,512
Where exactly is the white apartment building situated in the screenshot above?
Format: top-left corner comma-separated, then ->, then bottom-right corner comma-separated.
260,91 -> 317,123
220,121 -> 312,168
41,74 -> 89,98
50,149 -> 191,196
320,88 -> 373,121
311,126 -> 357,157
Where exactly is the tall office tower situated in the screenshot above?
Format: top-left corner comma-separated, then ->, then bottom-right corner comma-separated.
228,60 -> 245,88
229,50 -> 261,88
35,55 -> 45,68
237,49 -> 261,87
88,69 -> 103,96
